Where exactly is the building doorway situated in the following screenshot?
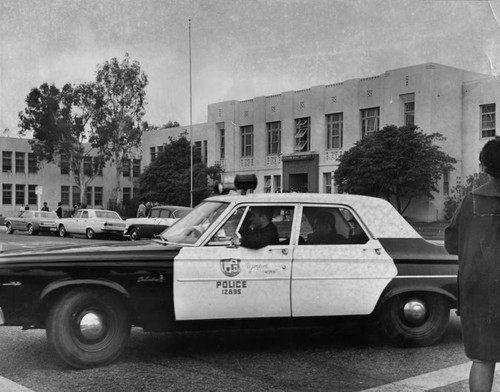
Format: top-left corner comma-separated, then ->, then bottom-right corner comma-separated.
289,173 -> 309,192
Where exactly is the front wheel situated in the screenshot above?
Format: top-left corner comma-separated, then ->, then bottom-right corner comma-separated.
379,293 -> 450,347
58,225 -> 67,237
46,288 -> 131,369
129,227 -> 139,241
27,224 -> 37,235
86,228 -> 95,239
5,223 -> 13,234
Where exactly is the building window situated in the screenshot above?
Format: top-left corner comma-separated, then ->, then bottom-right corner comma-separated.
157,145 -> 164,155
481,103 -> 496,138
15,152 -> 25,174
295,117 -> 310,152
28,185 -> 37,204
133,159 -> 141,177
404,102 -> 415,126
264,176 -> 272,193
443,170 -> 450,195
267,121 -> 281,155
85,187 -> 92,206
150,147 -> 156,162
83,156 -> 93,176
28,153 -> 38,173
361,107 -> 380,138
72,186 -> 80,206
194,141 -> 202,163
93,157 -> 103,176
2,151 -> 12,172
2,184 -> 12,205
123,187 -> 131,206
326,113 -> 343,149
218,123 -> 225,160
273,175 -> 281,193
61,186 -> 70,206
323,172 -> 332,193
203,140 -> 208,164
60,155 -> 70,174
94,187 -> 103,206
15,184 -> 25,205
241,125 -> 254,157
123,158 -> 131,177
400,93 -> 415,126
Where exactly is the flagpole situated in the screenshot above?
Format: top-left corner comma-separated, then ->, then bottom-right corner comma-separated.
189,18 -> 193,208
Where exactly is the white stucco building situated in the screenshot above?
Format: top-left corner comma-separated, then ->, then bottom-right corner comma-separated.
2,62 -> 499,221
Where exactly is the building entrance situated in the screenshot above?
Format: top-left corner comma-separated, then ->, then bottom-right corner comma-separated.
289,173 -> 309,192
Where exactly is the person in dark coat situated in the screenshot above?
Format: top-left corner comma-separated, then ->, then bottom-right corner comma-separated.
232,206 -> 279,249
307,213 -> 347,245
56,202 -> 63,218
445,137 -> 500,392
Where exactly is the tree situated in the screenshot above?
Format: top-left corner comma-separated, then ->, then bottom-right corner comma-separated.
137,133 -> 223,206
444,172 -> 489,220
18,82 -> 105,206
333,124 -> 456,215
91,53 -> 148,207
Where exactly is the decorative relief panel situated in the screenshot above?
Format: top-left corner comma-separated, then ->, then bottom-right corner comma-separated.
240,157 -> 254,167
214,160 -> 225,170
266,155 -> 282,166
325,150 -> 342,162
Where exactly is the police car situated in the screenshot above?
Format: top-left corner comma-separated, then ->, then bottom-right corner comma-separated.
0,175 -> 458,368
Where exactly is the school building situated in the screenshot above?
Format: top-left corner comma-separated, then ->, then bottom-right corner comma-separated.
2,62 -> 499,221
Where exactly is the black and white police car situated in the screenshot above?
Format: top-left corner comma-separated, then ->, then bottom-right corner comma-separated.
0,175 -> 458,368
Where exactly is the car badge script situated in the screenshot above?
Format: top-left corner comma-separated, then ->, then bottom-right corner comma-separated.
220,258 -> 241,277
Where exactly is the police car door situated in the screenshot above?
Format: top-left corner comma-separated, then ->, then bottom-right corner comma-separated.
174,204 -> 295,321
291,205 -> 397,317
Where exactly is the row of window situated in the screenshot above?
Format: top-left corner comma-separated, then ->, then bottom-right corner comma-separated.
217,105 -> 410,160
231,108 -> 382,159
150,143 -> 207,165
216,102 -> 497,161
2,152 -> 141,178
2,152 -> 38,174
1,184 -> 138,208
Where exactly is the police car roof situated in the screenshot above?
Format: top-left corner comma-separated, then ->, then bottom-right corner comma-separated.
206,192 -> 421,239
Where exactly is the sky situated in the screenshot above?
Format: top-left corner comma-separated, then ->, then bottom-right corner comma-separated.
1,0 -> 500,133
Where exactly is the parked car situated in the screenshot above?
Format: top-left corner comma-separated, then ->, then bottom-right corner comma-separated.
5,210 -> 58,235
0,175 -> 458,369
56,208 -> 126,239
124,205 -> 192,240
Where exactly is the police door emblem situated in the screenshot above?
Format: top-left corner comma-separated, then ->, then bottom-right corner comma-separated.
220,258 -> 241,277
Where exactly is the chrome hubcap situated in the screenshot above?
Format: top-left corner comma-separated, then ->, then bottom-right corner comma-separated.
403,299 -> 427,324
79,312 -> 105,340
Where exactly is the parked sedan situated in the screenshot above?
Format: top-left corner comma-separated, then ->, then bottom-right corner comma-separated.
56,209 -> 126,239
5,210 -> 58,235
124,205 -> 192,240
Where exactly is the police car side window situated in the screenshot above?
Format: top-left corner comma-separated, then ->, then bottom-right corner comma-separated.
300,207 -> 368,245
207,207 -> 246,245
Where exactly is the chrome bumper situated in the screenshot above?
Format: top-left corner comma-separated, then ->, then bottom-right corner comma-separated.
0,307 -> 4,325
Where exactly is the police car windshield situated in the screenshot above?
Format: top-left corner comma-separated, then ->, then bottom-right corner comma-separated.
160,201 -> 229,245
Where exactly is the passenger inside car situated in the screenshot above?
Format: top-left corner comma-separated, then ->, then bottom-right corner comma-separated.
306,213 -> 348,245
301,206 -> 369,245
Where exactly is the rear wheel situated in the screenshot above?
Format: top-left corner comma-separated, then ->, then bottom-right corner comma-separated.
86,228 -> 96,239
58,225 -> 67,237
5,223 -> 13,234
379,293 -> 450,347
46,288 -> 130,369
27,224 -> 37,235
129,227 -> 139,241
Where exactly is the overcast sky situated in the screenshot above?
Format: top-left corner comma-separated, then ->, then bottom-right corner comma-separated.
1,0 -> 500,133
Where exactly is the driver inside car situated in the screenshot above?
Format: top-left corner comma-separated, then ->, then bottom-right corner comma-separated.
232,206 -> 279,249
